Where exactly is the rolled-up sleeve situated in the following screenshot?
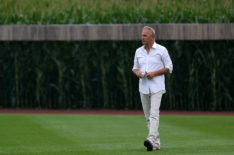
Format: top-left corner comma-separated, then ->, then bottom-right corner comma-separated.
162,49 -> 173,73
132,52 -> 139,71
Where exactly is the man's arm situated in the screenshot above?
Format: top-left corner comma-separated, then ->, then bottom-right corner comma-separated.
146,68 -> 169,80
132,51 -> 144,78
145,48 -> 173,80
133,69 -> 144,78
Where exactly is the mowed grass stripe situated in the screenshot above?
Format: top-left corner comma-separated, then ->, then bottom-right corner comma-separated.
0,114 -> 233,155
0,114 -> 74,154
160,116 -> 234,154
0,114 -> 146,155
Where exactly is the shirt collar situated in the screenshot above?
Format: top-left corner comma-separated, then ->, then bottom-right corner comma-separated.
152,42 -> 157,49
143,42 -> 157,51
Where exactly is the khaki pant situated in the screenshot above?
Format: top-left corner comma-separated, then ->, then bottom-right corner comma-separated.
140,91 -> 163,149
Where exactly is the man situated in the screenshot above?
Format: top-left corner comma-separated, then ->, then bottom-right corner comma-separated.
132,26 -> 173,151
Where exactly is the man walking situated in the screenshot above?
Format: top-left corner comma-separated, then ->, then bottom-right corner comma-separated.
132,26 -> 173,151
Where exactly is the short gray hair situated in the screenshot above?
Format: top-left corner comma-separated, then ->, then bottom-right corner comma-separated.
143,26 -> 155,37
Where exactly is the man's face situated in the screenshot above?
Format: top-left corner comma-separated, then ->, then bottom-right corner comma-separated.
141,29 -> 153,45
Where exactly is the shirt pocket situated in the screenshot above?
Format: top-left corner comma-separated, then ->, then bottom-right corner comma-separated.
151,53 -> 162,65
137,56 -> 146,65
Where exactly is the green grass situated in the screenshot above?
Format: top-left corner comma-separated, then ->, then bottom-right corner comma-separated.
0,113 -> 234,155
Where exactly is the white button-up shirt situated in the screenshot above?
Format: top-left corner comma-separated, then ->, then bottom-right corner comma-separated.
132,42 -> 173,94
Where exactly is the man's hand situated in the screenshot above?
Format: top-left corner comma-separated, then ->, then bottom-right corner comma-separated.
146,68 -> 170,80
135,71 -> 144,78
133,69 -> 144,78
146,72 -> 155,80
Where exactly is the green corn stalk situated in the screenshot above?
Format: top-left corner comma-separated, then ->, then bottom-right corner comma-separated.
188,65 -> 195,110
117,66 -> 128,109
80,74 -> 87,109
166,74 -> 175,110
13,48 -> 20,108
101,59 -> 108,109
35,68 -> 43,108
209,47 -> 217,111
53,58 -> 66,109
195,70 -> 200,111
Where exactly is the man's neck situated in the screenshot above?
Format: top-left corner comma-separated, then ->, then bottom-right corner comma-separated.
144,42 -> 154,53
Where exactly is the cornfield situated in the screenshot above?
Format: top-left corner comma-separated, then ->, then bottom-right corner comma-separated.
0,41 -> 233,111
0,0 -> 233,111
0,0 -> 233,24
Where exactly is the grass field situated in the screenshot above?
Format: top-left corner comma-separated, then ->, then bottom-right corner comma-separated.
0,113 -> 234,155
